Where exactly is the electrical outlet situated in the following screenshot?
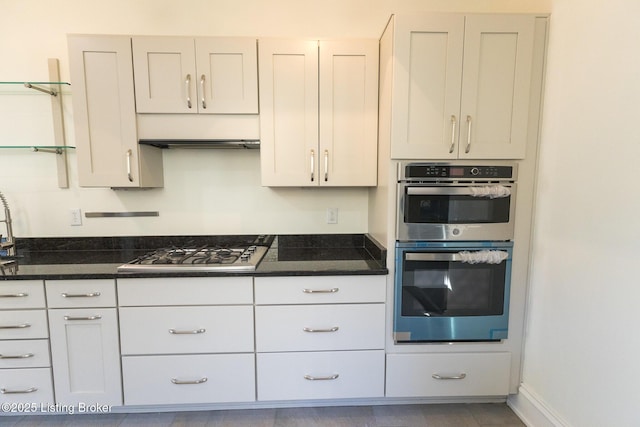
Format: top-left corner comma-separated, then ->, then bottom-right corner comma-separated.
70,208 -> 82,226
326,208 -> 338,224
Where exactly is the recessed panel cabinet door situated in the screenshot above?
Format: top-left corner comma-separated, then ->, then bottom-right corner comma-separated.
459,15 -> 535,159
132,37 -> 197,114
390,14 -> 465,159
319,40 -> 378,186
259,39 -> 319,186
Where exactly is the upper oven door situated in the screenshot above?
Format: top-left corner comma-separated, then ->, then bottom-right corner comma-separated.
397,183 -> 516,241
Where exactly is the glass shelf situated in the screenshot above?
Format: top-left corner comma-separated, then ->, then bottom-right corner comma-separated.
0,145 -> 76,154
0,81 -> 70,96
0,81 -> 70,85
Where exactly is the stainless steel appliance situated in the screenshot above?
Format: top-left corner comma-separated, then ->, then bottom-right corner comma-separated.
394,240 -> 513,342
117,236 -> 271,273
394,162 -> 516,342
397,162 -> 517,241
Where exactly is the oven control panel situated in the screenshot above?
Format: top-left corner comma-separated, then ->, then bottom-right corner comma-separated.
401,163 -> 515,180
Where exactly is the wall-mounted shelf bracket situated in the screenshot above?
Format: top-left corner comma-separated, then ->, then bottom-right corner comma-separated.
24,82 -> 59,96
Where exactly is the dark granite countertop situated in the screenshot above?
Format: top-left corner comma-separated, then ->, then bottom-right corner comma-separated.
1,234 -> 387,280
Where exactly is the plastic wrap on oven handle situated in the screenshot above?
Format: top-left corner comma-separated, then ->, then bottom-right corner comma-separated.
469,185 -> 511,198
458,250 -> 509,264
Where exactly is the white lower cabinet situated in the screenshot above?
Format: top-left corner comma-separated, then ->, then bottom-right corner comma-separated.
118,277 -> 256,406
0,281 -> 53,405
46,280 -> 122,406
0,368 -> 54,404
257,350 -> 385,401
385,352 -> 512,397
122,354 -> 255,405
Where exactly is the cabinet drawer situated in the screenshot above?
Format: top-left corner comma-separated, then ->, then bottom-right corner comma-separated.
46,280 -> 116,308
0,340 -> 50,369
385,352 -> 511,397
120,306 -> 254,354
254,275 -> 386,304
0,281 -> 45,309
0,310 -> 48,340
257,350 -> 385,401
0,367 -> 54,404
122,354 -> 255,405
118,277 -> 253,306
255,304 -> 385,352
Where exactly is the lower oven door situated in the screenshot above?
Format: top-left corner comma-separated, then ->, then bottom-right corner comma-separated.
394,241 -> 513,343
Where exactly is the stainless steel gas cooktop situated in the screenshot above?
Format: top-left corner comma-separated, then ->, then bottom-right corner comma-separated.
117,237 -> 271,273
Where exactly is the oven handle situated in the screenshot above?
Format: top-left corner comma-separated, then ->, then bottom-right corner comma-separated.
406,251 -> 509,264
406,185 -> 511,198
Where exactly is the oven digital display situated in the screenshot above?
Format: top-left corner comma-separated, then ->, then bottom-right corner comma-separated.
449,167 -> 464,177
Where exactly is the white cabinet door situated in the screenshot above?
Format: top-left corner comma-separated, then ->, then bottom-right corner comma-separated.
0,340 -> 50,369
122,354 -> 255,405
257,350 -> 385,401
45,279 -> 116,308
390,14 -> 465,160
195,37 -> 258,114
259,39 -> 319,186
458,15 -> 535,159
68,35 -> 163,188
390,14 -> 537,160
255,304 -> 385,352
385,352 -> 511,397
119,306 -> 254,354
0,281 -> 45,309
133,36 -> 258,114
0,310 -> 48,340
319,40 -> 378,186
48,308 -> 122,406
259,39 -> 378,187
0,368 -> 54,405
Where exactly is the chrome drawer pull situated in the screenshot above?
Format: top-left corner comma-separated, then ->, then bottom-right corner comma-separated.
1,387 -> 38,394
171,377 -> 208,385
302,288 -> 339,294
0,293 -> 28,298
304,374 -> 339,381
0,323 -> 31,329
432,373 -> 467,380
61,292 -> 101,298
64,315 -> 102,321
169,328 -> 206,335
0,353 -> 34,359
303,326 -> 339,333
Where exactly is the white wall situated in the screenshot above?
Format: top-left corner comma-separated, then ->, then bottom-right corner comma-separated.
0,0 -> 548,237
516,0 -> 640,425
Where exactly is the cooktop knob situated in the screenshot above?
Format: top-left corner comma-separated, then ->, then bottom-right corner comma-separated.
470,167 -> 480,176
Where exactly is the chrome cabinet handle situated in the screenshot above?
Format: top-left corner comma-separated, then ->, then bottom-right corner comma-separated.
1,387 -> 38,394
185,74 -> 192,109
303,326 -> 339,333
310,149 -> 315,182
449,115 -> 457,154
61,292 -> 101,298
171,377 -> 208,385
465,115 -> 472,153
432,373 -> 467,380
304,374 -> 339,381
200,74 -> 206,109
0,323 -> 30,329
303,288 -> 339,294
169,328 -> 206,335
324,149 -> 329,182
126,149 -> 133,182
0,293 -> 28,298
0,353 -> 34,359
64,315 -> 102,321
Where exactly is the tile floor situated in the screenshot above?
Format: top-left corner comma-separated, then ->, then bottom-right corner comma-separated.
0,403 -> 525,426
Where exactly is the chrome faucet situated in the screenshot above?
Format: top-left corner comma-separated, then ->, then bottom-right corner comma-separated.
0,191 -> 15,257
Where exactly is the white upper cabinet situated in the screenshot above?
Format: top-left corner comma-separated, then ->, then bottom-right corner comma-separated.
259,39 -> 379,187
132,37 -> 258,114
389,14 -> 538,159
68,35 -> 163,188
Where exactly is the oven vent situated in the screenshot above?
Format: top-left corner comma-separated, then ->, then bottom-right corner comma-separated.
139,139 -> 260,149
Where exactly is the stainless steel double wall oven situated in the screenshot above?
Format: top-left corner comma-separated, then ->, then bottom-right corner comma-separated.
394,162 -> 517,343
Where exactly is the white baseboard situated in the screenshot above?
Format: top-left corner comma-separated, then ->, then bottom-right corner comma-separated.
508,384 -> 568,427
